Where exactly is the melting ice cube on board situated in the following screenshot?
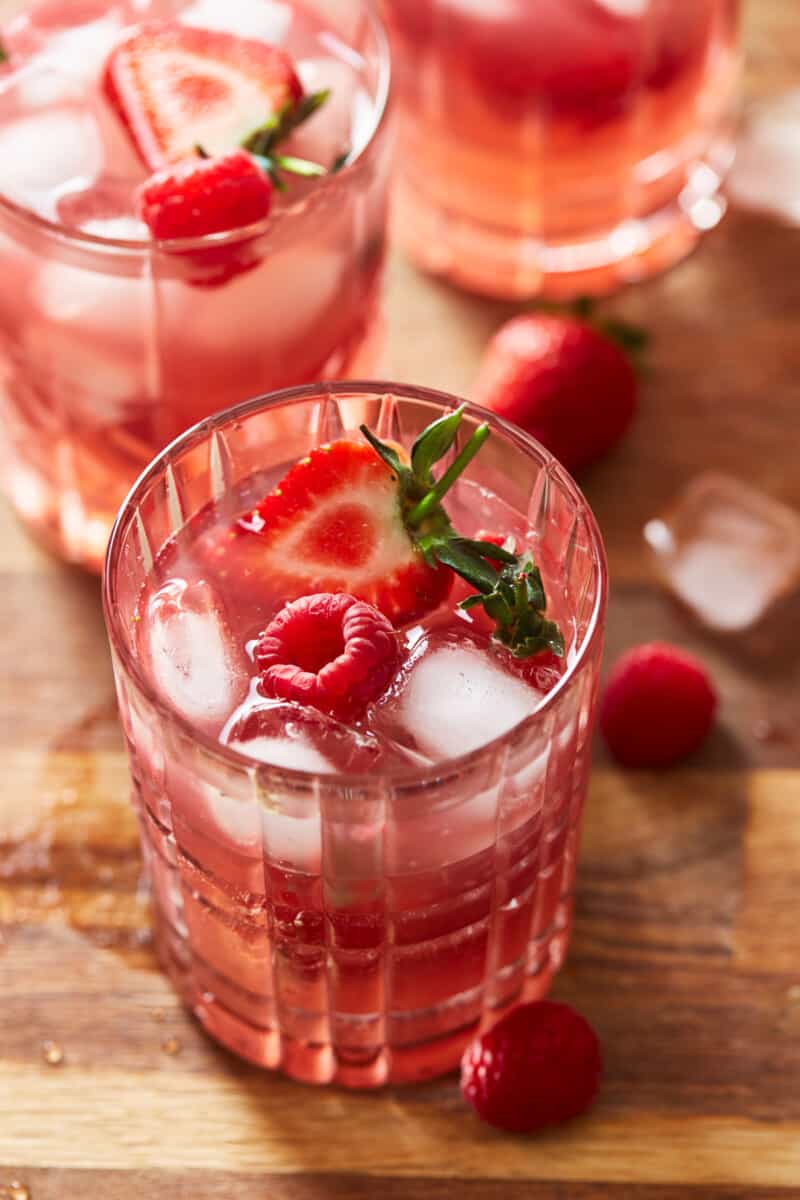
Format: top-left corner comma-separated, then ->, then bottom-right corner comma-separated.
143,579 -> 249,731
376,634 -> 542,762
645,473 -> 800,634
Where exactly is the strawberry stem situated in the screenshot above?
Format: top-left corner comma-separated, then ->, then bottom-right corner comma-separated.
406,424 -> 490,528
359,409 -> 565,659
0,39 -> 8,65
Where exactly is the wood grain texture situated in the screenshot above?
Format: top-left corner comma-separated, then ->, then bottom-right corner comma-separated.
2,2 -> 800,1197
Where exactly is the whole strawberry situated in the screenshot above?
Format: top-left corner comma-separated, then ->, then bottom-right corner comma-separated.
600,641 -> 717,767
461,1001 -> 602,1133
473,313 -> 639,474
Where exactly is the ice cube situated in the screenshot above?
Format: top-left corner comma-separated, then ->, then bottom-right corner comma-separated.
22,323 -> 145,423
0,109 -> 102,219
181,0 -> 293,43
447,0 -> 518,20
645,473 -> 800,633
25,251 -> 149,422
34,258 -> 147,332
593,0 -> 648,16
35,12 -> 126,86
163,245 -> 344,354
143,578 -> 249,730
56,176 -> 148,240
222,700 -> 383,773
6,60 -> 83,109
75,216 -> 149,240
383,635 -> 542,761
294,58 -> 359,164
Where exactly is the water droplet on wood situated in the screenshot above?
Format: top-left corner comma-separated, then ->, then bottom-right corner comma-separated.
41,1040 -> 64,1066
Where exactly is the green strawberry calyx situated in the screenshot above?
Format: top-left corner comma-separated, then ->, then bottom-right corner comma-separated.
242,89 -> 330,190
360,407 -> 565,660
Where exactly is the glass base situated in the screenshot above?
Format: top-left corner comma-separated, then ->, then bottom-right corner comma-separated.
394,143 -> 735,302
0,311 -> 385,573
153,903 -> 570,1088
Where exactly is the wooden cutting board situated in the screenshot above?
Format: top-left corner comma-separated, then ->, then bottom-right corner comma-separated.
2,1 -> 800,1196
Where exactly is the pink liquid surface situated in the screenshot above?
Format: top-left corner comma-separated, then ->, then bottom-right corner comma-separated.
0,0 -> 390,569
118,436 -> 602,1086
386,0 -> 740,298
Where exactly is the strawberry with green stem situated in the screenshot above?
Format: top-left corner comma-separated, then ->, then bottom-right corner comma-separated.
361,409 -> 565,658
106,22 -> 335,249
232,405 -> 564,659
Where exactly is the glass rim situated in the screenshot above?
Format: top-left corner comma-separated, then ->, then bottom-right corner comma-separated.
0,0 -> 391,255
103,380 -> 608,789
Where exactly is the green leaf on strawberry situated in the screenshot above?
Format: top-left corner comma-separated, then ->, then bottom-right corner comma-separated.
244,88 -> 331,156
242,90 -> 331,188
358,409 -> 565,660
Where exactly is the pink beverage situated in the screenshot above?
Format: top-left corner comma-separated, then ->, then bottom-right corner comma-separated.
104,383 -> 607,1086
385,0 -> 740,299
0,0 -> 390,570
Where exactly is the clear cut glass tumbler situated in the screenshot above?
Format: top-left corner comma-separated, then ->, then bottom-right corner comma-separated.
0,0 -> 390,572
383,0 -> 741,299
103,382 -> 607,1087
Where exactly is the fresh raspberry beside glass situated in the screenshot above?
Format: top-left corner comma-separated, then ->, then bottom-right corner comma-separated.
103,383 -> 607,1086
384,0 -> 741,299
0,0 -> 390,570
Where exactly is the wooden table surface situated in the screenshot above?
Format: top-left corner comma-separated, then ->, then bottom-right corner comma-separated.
2,3 -> 800,1197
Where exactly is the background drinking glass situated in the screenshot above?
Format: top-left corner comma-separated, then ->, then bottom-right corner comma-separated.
0,0 -> 391,572
103,382 -> 607,1088
384,0 -> 740,300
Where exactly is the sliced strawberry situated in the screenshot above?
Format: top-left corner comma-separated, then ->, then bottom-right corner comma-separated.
215,406 -> 567,654
235,440 -> 454,627
104,20 -> 302,170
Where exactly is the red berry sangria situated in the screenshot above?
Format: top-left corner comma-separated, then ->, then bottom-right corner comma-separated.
0,0 -> 390,569
104,382 -> 607,1087
384,0 -> 740,299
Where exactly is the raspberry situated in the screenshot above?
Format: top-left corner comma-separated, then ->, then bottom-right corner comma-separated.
461,1001 -> 602,1133
514,648 -> 566,693
138,150 -> 274,240
600,641 -> 717,767
255,593 -> 399,721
